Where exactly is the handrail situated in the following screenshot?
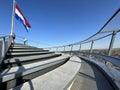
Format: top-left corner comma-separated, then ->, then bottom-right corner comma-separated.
4,36 -> 13,57
43,8 -> 120,71
15,35 -> 51,47
0,35 -> 13,67
79,52 -> 120,67
45,8 -> 120,49
0,35 -> 9,39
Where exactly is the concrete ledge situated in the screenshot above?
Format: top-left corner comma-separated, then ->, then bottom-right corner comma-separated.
13,43 -> 40,49
4,53 -> 61,64
7,52 -> 55,57
11,56 -> 81,90
80,56 -> 120,90
9,49 -> 48,52
0,55 -> 69,83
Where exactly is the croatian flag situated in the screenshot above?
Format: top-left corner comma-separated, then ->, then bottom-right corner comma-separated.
15,4 -> 31,32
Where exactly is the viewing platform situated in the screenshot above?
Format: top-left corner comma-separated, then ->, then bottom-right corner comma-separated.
0,2 -> 120,90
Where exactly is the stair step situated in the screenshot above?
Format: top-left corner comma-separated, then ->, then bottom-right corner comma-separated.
11,56 -> 81,90
12,45 -> 41,49
4,53 -> 61,64
9,49 -> 49,52
2,55 -> 69,75
11,43 -> 40,48
13,43 -> 37,47
0,55 -> 70,89
7,52 -> 55,57
10,47 -> 42,49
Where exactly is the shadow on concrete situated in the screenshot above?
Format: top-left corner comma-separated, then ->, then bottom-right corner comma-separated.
78,72 -> 96,81
0,59 -> 34,90
71,60 -> 114,90
13,59 -> 34,90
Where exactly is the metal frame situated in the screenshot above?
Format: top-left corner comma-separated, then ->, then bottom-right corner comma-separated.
42,8 -> 120,69
0,35 -> 13,64
108,31 -> 117,56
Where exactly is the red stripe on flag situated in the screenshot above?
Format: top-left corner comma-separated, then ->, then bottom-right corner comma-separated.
16,4 -> 31,28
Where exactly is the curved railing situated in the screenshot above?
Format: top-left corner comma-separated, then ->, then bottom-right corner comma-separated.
1,7 -> 119,75
0,8 -> 120,89
2,8 -> 119,71
42,9 -> 120,89
43,8 -> 120,70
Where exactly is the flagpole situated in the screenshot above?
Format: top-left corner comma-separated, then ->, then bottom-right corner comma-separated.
10,0 -> 16,35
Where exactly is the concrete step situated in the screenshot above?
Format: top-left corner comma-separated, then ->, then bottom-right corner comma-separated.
0,55 -> 70,89
9,47 -> 42,50
13,43 -> 36,47
11,43 -> 41,49
4,53 -> 61,65
9,49 -> 49,52
10,56 -> 81,90
7,52 -> 55,57
13,44 -> 31,47
12,45 -> 41,49
14,43 -> 25,45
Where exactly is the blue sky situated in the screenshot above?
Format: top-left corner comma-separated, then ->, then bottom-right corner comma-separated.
0,0 -> 120,47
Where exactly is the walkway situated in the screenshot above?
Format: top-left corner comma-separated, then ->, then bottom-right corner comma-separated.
70,60 -> 114,90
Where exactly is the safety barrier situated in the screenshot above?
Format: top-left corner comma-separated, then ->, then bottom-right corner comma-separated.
0,35 -> 13,69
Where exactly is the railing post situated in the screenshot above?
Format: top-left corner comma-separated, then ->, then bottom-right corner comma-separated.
89,41 -> 94,58
90,41 -> 94,53
49,48 -> 51,51
56,47 -> 58,52
63,46 -> 66,53
64,46 -> 66,52
2,37 -> 5,59
11,33 -> 16,43
71,45 -> 73,55
105,31 -> 116,65
79,43 -> 81,56
108,31 -> 116,56
79,43 -> 81,51
24,38 -> 27,45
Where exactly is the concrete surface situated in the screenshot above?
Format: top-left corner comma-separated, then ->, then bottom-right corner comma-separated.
10,56 -> 81,90
70,60 -> 114,90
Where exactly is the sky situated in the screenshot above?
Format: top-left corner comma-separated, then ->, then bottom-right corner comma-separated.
0,0 -> 120,48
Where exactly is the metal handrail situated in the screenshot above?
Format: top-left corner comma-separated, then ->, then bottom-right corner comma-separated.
45,8 -> 120,49
0,35 -> 9,39
43,8 -> 120,70
79,52 -> 120,67
0,35 -> 13,64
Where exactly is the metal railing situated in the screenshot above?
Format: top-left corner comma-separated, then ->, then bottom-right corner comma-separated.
44,8 -> 120,70
15,35 -> 51,48
0,35 -> 13,65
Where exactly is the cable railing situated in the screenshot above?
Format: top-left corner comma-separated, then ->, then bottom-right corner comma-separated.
0,7 -> 119,76
15,35 -> 51,48
43,9 -> 120,89
0,8 -> 119,89
44,8 -> 120,71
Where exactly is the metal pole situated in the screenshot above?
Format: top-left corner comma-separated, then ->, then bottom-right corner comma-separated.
10,0 -> 16,35
24,38 -> 28,45
108,31 -> 116,56
56,47 -> 58,52
49,48 -> 51,51
64,46 -> 66,52
71,45 -> 73,55
90,41 -> 94,53
2,37 -> 5,59
89,41 -> 94,58
79,43 -> 81,51
79,43 -> 81,56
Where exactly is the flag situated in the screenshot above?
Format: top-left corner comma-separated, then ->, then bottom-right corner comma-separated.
15,4 -> 31,32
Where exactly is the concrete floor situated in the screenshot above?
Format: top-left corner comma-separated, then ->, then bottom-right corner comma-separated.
70,60 -> 114,90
